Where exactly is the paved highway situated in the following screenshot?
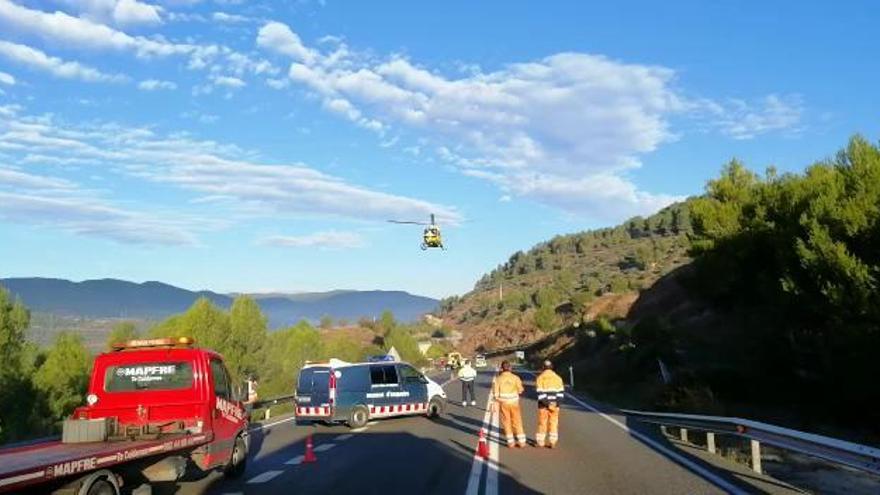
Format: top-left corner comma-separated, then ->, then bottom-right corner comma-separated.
165,371 -> 803,494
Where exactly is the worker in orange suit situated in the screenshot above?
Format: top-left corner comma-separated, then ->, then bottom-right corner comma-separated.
491,360 -> 526,448
535,359 -> 565,448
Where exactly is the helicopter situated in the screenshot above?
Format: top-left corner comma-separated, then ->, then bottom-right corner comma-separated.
388,213 -> 445,250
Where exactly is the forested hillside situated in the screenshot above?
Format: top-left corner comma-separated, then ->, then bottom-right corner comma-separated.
448,135 -> 880,439
440,200 -> 695,351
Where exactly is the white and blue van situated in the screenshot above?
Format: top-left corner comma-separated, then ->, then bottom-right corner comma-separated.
295,358 -> 447,428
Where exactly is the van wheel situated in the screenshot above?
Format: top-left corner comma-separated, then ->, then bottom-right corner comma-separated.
86,479 -> 118,495
428,397 -> 444,418
223,435 -> 247,479
349,405 -> 369,429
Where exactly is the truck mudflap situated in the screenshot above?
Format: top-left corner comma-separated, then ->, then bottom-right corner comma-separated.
0,433 -> 210,493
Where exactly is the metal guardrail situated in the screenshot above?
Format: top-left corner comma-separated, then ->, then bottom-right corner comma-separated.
623,409 -> 880,476
249,394 -> 296,420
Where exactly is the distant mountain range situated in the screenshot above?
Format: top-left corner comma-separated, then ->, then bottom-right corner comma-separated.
0,278 -> 438,328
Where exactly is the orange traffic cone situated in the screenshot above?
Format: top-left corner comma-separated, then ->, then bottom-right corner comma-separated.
303,434 -> 317,463
477,428 -> 489,459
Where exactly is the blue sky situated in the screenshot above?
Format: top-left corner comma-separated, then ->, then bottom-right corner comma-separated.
0,0 -> 877,299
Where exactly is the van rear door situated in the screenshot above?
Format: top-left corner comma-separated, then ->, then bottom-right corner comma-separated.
296,366 -> 332,416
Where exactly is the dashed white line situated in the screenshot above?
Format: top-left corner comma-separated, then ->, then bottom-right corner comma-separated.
246,470 -> 284,484
336,434 -> 354,441
284,455 -> 305,465
313,443 -> 336,452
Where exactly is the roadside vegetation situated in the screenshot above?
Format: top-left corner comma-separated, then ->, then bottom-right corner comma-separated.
449,135 -> 880,441
0,288 -> 433,444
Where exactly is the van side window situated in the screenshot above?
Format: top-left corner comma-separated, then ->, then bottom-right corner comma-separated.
399,365 -> 422,382
370,365 -> 398,385
210,359 -> 231,399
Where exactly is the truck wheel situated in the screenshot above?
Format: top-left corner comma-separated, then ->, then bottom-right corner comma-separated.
86,479 -> 118,495
428,397 -> 444,418
348,405 -> 369,429
223,435 -> 247,479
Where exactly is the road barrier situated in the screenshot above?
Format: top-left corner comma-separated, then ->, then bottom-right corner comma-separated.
622,409 -> 880,476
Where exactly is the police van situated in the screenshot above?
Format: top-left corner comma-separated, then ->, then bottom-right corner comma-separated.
295,358 -> 447,428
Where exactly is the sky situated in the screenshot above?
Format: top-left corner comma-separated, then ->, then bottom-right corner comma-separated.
0,0 -> 877,299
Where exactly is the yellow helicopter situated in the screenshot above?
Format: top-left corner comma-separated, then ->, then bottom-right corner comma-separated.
388,213 -> 445,250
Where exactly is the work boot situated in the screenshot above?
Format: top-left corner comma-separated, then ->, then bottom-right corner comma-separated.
516,442 -> 526,448
547,443 -> 557,449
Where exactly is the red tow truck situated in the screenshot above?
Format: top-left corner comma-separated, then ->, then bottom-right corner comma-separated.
0,338 -> 250,494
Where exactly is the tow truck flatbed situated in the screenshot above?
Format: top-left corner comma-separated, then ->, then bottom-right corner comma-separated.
0,432 -> 211,492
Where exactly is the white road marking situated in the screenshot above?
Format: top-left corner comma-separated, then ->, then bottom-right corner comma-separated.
284,455 -> 305,465
558,381 -> 746,494
465,378 -> 500,495
350,426 -> 369,433
249,415 -> 297,432
366,421 -> 378,426
313,443 -> 336,452
246,470 -> 284,484
336,434 -> 354,441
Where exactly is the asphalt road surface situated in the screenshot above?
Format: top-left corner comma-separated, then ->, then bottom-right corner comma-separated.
165,371 -> 803,495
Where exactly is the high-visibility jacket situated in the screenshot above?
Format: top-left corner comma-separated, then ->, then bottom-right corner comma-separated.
492,371 -> 524,403
536,369 -> 565,405
458,365 -> 477,382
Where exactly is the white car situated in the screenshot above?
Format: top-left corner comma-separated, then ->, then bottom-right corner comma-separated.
474,355 -> 487,368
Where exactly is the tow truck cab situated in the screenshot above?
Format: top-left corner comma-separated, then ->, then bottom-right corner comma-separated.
70,338 -> 249,472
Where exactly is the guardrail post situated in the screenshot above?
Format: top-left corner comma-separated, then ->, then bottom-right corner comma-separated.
266,407 -> 271,420
680,428 -> 688,443
750,439 -> 762,474
706,432 -> 716,454
660,425 -> 668,436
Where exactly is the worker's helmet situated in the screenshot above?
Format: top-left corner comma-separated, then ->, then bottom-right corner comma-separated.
543,360 -> 553,370
501,360 -> 511,372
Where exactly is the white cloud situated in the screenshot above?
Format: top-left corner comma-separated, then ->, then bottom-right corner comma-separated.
0,107 -> 461,227
211,74 -> 245,88
0,70 -> 13,85
138,78 -> 177,90
711,94 -> 804,140
259,231 -> 366,249
258,21 -> 801,219
266,77 -> 289,89
0,164 -> 196,245
212,11 -> 248,23
112,0 -> 162,25
0,166 -> 76,189
0,191 -> 197,245
55,0 -> 163,26
257,21 -> 317,65
0,40 -> 127,83
0,0 -> 183,56
0,0 -> 270,86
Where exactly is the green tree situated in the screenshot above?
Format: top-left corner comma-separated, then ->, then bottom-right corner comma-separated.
34,332 -> 91,420
384,326 -> 424,365
106,321 -> 139,350
227,296 -> 268,380
0,287 -> 37,442
319,315 -> 334,329
379,310 -> 396,335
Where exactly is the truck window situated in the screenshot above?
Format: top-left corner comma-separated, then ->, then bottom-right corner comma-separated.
210,359 -> 231,399
105,362 -> 194,392
370,365 -> 398,385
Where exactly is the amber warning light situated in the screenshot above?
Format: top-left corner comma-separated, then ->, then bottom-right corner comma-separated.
112,337 -> 195,350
